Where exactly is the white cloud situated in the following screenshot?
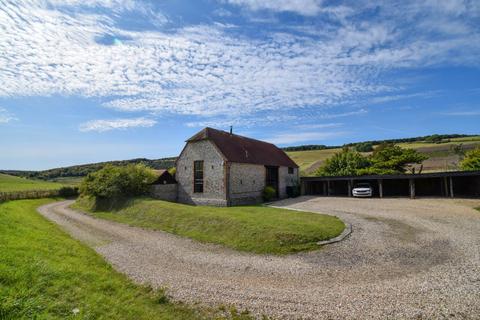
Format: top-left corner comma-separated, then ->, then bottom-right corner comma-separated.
318,109 -> 368,119
0,107 -> 16,123
266,131 -> 347,145
225,0 -> 323,16
294,123 -> 342,130
0,0 -> 479,124
440,110 -> 480,116
79,117 -> 156,132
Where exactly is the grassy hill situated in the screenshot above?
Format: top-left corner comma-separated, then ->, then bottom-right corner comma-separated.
288,136 -> 480,176
2,134 -> 479,180
0,173 -> 64,192
1,157 -> 176,182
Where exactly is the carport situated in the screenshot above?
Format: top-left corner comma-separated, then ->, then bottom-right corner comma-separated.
301,170 -> 480,198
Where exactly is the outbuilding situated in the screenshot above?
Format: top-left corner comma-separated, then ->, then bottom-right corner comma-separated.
301,170 -> 480,198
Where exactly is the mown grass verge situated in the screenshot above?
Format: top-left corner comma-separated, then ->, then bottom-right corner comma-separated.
73,197 -> 345,255
0,199 -> 253,320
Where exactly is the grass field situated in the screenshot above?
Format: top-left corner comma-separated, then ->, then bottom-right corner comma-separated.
74,197 -> 345,255
0,173 -> 64,192
288,136 -> 480,176
286,148 -> 342,175
0,199 -> 253,319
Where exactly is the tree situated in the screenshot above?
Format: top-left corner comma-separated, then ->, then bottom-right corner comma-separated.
460,147 -> 480,171
425,134 -> 443,144
316,149 -> 370,176
360,143 -> 428,175
354,142 -> 374,152
79,164 -> 156,200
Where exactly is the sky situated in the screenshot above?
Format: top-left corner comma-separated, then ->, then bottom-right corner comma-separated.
0,0 -> 479,170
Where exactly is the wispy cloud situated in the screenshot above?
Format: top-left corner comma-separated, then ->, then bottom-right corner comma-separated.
318,109 -> 368,119
293,123 -> 342,130
0,107 -> 16,124
224,0 -> 323,16
266,131 -> 347,145
0,0 -> 479,126
440,110 -> 480,116
79,117 -> 157,132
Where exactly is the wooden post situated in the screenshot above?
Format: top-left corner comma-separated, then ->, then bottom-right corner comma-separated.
449,177 -> 454,198
378,179 -> 383,198
443,177 -> 449,197
348,180 -> 352,197
327,180 -> 330,196
409,179 -> 415,199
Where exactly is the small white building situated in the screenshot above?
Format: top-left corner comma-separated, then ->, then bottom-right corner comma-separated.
175,127 -> 299,206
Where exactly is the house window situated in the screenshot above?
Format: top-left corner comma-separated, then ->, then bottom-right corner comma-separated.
288,167 -> 294,174
194,161 -> 204,193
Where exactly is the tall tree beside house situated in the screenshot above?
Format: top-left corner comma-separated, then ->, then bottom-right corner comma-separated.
316,144 -> 428,176
358,143 -> 428,175
460,147 -> 480,171
315,149 -> 370,176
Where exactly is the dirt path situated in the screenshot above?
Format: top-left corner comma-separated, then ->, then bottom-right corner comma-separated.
38,198 -> 480,319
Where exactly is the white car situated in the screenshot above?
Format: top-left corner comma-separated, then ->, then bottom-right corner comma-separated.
352,183 -> 373,197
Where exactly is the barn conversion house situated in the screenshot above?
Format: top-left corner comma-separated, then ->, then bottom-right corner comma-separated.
175,127 -> 299,206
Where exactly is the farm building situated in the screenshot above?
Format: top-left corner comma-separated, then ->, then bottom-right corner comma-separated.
175,127 -> 299,206
301,170 -> 480,198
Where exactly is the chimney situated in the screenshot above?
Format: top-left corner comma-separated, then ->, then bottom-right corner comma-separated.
229,126 -> 233,134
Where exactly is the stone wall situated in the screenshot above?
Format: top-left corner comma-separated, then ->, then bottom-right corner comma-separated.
278,166 -> 300,198
229,164 -> 300,205
150,184 -> 177,202
176,140 -> 228,206
229,163 -> 265,205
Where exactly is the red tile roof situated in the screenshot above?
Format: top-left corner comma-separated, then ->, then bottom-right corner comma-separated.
187,127 -> 298,168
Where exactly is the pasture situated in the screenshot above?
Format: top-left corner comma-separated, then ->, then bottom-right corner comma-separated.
0,173 -> 63,192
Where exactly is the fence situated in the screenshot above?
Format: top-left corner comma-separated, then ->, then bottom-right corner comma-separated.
0,187 -> 79,202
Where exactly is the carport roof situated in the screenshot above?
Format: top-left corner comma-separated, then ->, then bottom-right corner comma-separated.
301,170 -> 480,181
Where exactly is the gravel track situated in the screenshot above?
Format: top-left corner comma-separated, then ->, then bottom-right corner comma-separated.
38,197 -> 480,319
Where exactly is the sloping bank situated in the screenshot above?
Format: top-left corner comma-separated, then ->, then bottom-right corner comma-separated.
0,199 -> 228,319
73,197 -> 345,255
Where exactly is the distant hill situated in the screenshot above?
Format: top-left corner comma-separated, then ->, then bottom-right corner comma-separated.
286,135 -> 480,176
2,134 -> 479,180
1,157 -> 176,181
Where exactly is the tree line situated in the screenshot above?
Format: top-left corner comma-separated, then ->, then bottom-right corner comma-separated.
282,134 -> 476,152
1,157 -> 176,180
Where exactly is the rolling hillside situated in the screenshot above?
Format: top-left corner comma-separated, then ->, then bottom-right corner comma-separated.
287,136 -> 480,176
0,173 -> 64,192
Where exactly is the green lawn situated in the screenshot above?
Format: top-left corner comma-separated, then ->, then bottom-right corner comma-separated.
74,197 -> 345,255
0,199 -> 252,320
0,173 -> 63,192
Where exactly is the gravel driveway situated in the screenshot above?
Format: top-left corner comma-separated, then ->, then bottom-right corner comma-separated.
38,197 -> 480,319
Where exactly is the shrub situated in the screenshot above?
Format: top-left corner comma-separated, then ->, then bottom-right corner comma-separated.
79,164 -> 156,201
316,149 -> 370,176
58,186 -> 79,198
354,142 -> 374,152
262,186 -> 276,202
460,147 -> 480,171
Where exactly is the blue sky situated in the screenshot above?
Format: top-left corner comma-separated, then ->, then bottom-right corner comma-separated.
0,0 -> 479,170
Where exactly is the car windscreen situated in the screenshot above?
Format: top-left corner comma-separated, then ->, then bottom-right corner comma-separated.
354,183 -> 371,188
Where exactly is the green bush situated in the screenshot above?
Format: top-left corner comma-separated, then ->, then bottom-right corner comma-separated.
79,164 -> 156,201
262,186 -> 276,202
460,147 -> 480,170
354,142 -> 374,152
58,186 -> 79,197
316,149 -> 370,176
